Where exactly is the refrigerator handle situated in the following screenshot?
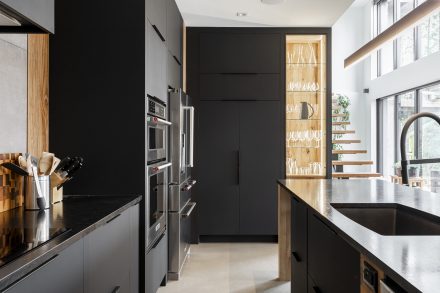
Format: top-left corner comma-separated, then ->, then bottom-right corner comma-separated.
184,106 -> 195,167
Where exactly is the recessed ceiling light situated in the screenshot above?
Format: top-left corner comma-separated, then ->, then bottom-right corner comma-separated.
236,12 -> 247,17
261,0 -> 285,4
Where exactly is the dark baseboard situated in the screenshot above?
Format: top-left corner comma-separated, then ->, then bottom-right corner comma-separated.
199,235 -> 278,243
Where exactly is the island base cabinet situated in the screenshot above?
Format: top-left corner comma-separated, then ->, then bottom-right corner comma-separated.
291,197 -> 308,292
84,206 -> 137,293
308,212 -> 360,293
4,239 -> 84,293
146,233 -> 168,293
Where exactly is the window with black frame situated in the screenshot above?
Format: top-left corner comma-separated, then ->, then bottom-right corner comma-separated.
378,82 -> 440,192
373,0 -> 440,77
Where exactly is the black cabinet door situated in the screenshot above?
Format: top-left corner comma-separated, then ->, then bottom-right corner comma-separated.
146,21 -> 167,103
198,101 -> 240,235
5,239 -> 84,293
238,101 -> 281,235
0,0 -> 54,33
146,0 -> 166,42
166,0 -> 183,63
291,197 -> 308,292
199,33 -> 281,74
199,74 -> 280,101
308,212 -> 360,293
84,209 -> 131,293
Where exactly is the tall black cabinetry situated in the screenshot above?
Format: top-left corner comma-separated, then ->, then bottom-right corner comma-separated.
187,29 -> 284,238
50,1 -> 183,292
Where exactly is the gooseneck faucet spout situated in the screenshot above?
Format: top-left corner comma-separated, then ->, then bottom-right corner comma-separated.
400,112 -> 440,185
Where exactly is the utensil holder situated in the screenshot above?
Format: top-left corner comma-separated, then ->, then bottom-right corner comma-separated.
25,176 -> 52,210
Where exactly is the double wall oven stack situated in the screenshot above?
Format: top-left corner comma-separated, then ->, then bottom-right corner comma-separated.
146,96 -> 172,249
168,89 -> 197,280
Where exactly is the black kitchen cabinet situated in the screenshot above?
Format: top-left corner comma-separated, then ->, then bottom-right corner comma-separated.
146,0 -> 167,42
199,33 -> 281,74
308,212 -> 360,293
146,20 -> 168,103
198,101 -> 240,235
166,0 -> 183,63
167,51 -> 181,91
291,197 -> 308,293
0,0 -> 54,33
4,239 -> 84,293
239,101 -> 282,235
199,74 -> 280,101
197,101 -> 281,236
84,205 -> 137,293
146,233 -> 168,293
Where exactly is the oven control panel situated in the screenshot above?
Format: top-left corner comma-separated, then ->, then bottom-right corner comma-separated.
147,95 -> 166,120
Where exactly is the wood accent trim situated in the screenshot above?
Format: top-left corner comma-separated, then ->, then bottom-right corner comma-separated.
332,139 -> 361,144
278,185 -> 291,281
183,23 -> 187,92
360,255 -> 385,293
345,0 -> 440,67
27,34 -> 49,156
333,172 -> 382,178
332,149 -> 368,154
332,160 -> 374,166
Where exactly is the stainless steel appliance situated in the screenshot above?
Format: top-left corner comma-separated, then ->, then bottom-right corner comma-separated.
146,95 -> 172,249
147,95 -> 170,165
168,89 -> 197,280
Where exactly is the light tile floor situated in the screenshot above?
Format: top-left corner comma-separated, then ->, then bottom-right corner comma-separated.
158,243 -> 290,293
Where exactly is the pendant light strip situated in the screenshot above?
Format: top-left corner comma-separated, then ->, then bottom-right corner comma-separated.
344,0 -> 440,68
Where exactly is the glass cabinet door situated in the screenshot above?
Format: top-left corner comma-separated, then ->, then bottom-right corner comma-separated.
285,35 -> 327,178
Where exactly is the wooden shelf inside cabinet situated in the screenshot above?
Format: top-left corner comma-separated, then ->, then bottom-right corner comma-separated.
285,34 -> 328,178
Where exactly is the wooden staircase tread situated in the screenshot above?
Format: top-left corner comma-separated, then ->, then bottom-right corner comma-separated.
333,130 -> 355,134
332,150 -> 368,154
332,113 -> 349,117
332,160 -> 374,166
332,140 -> 361,144
332,172 -> 382,178
332,121 -> 351,125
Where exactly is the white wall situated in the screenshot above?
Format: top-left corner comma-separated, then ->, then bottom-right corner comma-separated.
0,34 -> 27,154
332,2 -> 372,173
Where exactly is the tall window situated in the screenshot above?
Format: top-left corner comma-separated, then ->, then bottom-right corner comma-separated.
378,82 -> 440,192
373,0 -> 440,77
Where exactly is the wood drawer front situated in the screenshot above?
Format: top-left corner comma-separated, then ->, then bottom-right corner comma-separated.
199,33 -> 281,74
199,74 -> 280,101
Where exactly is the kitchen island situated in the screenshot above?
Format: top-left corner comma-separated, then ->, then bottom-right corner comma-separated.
0,195 -> 141,292
278,179 -> 440,293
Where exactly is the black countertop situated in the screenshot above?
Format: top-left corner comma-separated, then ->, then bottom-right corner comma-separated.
278,179 -> 440,293
0,195 -> 141,291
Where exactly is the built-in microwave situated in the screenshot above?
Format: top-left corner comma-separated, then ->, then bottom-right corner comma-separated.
147,95 -> 171,165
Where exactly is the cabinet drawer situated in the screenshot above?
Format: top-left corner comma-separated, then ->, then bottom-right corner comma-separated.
200,33 -> 281,74
199,74 -> 280,101
146,233 -> 167,293
84,210 -> 131,293
5,239 -> 84,293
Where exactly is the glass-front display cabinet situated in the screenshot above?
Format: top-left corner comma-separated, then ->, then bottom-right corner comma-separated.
285,34 -> 328,178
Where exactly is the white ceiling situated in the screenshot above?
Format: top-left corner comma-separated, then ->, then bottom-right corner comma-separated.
176,0 -> 355,27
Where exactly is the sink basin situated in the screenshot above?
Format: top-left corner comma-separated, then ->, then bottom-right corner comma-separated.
331,203 -> 440,236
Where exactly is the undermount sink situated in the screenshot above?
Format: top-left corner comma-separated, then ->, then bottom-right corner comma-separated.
331,203 -> 440,236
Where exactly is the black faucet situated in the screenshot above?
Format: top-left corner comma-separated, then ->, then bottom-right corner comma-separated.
400,112 -> 440,185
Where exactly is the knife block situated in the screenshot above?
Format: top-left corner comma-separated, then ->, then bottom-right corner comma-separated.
52,186 -> 63,204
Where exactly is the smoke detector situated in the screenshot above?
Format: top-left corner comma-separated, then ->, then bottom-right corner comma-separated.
261,0 -> 285,4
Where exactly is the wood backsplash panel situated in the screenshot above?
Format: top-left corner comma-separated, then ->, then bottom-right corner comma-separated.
27,34 -> 49,156
0,153 -> 24,212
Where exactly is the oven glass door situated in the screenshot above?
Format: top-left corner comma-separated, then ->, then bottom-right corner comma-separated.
147,118 -> 167,163
149,170 -> 166,229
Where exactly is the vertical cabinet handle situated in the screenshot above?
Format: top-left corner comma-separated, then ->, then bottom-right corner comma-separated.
313,286 -> 322,293
112,286 -> 121,293
292,251 -> 301,262
237,150 -> 240,185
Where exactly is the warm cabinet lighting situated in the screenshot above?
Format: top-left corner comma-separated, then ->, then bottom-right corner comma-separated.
344,0 -> 440,68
